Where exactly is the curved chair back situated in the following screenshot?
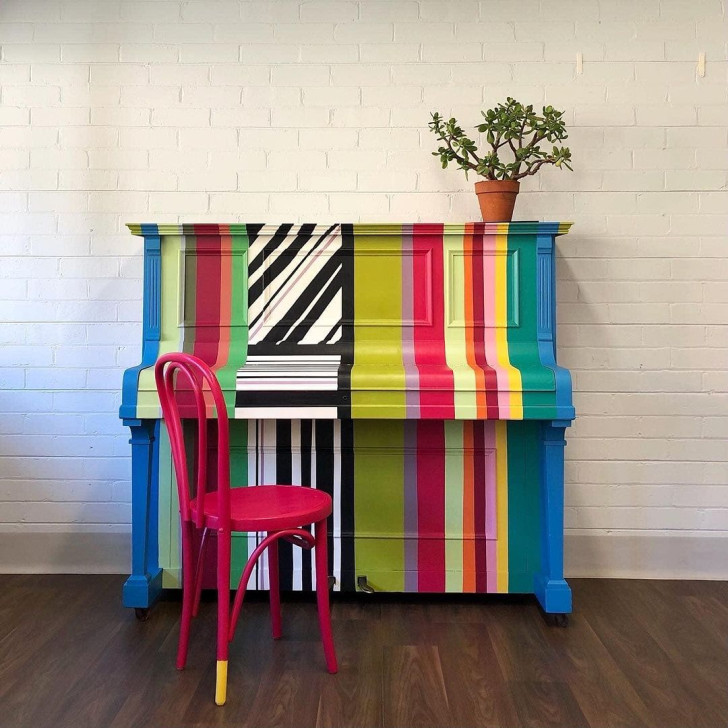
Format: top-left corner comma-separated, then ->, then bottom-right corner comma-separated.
154,353 -> 231,530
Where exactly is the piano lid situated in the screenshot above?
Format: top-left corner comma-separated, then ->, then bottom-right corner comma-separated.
121,222 -> 574,422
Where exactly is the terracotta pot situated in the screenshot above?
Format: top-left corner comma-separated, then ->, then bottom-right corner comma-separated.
474,179 -> 520,222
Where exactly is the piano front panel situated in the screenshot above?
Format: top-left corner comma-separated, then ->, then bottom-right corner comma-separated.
155,418 -> 542,594
125,222 -> 572,421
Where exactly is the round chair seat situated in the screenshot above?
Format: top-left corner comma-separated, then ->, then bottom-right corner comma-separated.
191,484 -> 333,532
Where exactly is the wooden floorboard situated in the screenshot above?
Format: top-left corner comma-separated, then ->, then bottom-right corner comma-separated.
0,575 -> 727,728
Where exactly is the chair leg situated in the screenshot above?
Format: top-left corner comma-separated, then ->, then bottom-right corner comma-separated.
176,520 -> 195,670
314,519 -> 338,674
215,529 -> 231,706
268,534 -> 282,640
192,526 -> 209,618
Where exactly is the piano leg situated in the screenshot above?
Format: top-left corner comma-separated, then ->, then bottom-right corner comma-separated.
122,418 -> 163,612
534,420 -> 572,616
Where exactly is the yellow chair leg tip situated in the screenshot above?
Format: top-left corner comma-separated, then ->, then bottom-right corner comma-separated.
215,660 -> 228,706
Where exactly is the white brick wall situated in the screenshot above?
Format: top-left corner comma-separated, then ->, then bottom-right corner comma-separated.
1,0 -> 727,576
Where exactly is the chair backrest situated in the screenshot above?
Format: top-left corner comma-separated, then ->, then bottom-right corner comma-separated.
154,352 -> 231,530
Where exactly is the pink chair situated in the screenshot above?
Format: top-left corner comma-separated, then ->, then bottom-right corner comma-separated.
154,352 -> 337,706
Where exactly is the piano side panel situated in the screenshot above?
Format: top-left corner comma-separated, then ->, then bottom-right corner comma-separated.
134,230 -> 250,419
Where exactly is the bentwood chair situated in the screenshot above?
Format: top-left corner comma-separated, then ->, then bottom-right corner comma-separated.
154,352 -> 338,706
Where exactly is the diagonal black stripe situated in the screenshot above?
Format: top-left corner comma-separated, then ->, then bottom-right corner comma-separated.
270,263 -> 342,345
248,223 -> 338,327
284,266 -> 341,344
245,223 -> 265,248
260,255 -> 342,345
321,322 -> 341,345
248,223 -> 292,281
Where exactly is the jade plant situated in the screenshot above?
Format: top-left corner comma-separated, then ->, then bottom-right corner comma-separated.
428,97 -> 573,181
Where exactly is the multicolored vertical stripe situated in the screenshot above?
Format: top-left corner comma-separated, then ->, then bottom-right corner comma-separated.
124,222 -> 573,421
155,418 -> 542,594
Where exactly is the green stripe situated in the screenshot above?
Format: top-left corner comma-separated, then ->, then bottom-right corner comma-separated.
506,421 -> 541,592
506,230 -> 557,418
444,421 -> 464,591
229,420 -> 250,587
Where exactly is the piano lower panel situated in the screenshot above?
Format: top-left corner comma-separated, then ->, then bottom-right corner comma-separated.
156,418 -> 542,595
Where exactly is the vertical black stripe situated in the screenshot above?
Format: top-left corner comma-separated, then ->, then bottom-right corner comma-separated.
315,420 -> 335,587
340,419 -> 355,591
337,223 -> 355,419
275,420 -> 293,591
300,419 -> 313,591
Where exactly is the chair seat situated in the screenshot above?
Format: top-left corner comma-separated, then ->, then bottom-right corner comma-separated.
191,485 -> 332,532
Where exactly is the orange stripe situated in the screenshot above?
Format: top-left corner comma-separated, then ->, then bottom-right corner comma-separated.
463,224 -> 486,418
462,421 -> 476,592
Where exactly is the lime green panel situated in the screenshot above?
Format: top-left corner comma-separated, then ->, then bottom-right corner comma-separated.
351,226 -> 406,417
353,420 -> 405,591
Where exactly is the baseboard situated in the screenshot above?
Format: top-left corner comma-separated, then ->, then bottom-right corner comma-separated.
1,530 -> 726,579
565,532 -> 728,580
0,531 -> 130,574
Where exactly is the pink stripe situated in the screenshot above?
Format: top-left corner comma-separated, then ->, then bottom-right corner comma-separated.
484,422 -> 498,591
413,224 -> 454,419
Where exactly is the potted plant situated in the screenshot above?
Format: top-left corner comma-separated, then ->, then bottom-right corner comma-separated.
428,97 -> 573,222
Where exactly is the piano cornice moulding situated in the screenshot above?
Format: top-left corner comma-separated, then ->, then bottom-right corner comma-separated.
127,221 -> 573,238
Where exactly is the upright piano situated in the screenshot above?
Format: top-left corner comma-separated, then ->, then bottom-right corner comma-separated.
120,222 -> 574,617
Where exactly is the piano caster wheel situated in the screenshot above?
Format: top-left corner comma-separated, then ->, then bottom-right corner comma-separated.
328,575 -> 336,591
135,607 -> 150,622
547,613 -> 569,628
356,576 -> 375,594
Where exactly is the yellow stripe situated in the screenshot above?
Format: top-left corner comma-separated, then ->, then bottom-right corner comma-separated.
494,223 -> 523,419
495,421 -> 509,593
215,660 -> 228,706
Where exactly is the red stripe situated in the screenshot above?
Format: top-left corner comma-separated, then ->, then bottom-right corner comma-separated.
193,232 -> 223,368
417,421 -> 445,592
413,224 -> 454,419
473,420 -> 487,592
471,224 -> 500,418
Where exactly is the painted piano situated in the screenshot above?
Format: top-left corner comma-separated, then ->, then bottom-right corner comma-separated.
120,222 -> 574,616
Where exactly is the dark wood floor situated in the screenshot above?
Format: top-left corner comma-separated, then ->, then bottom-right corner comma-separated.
1,576 -> 727,728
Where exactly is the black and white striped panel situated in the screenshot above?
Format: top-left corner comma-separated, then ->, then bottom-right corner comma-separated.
247,223 -> 344,347
235,355 -> 342,419
244,419 -> 355,592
